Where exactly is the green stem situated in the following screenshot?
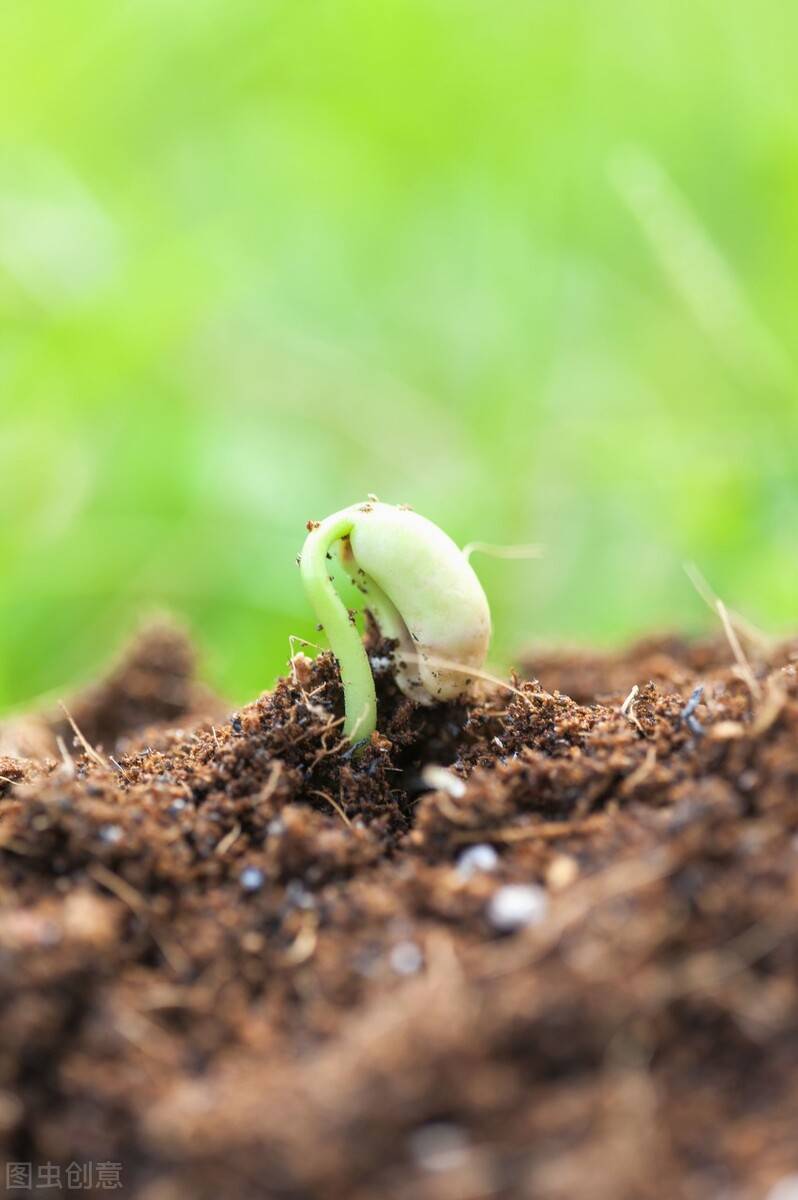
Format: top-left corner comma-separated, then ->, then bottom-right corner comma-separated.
300,512 -> 377,742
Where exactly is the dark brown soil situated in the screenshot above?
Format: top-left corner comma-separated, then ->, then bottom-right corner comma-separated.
2,620 -> 798,1199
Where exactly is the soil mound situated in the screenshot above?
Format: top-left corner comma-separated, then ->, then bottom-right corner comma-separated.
1,624 -> 797,1199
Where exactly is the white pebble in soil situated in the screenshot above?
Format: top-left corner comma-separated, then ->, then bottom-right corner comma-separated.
767,1177 -> 798,1200
99,824 -> 124,845
456,843 -> 499,879
285,879 -> 315,910
408,1122 -> 470,1173
239,867 -> 265,892
389,941 -> 424,975
420,764 -> 466,798
487,884 -> 548,932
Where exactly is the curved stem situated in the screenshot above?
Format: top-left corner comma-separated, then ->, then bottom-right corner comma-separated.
300,512 -> 377,742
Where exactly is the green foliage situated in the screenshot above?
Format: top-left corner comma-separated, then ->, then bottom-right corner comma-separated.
1,0 -> 796,710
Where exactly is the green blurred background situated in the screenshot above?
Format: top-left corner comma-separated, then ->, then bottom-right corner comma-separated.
1,0 -> 796,711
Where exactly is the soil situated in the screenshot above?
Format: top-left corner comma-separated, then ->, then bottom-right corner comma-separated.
1,619 -> 798,1199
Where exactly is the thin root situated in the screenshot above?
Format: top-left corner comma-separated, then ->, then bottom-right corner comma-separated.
308,788 -> 352,828
462,541 -> 545,562
401,650 -> 540,715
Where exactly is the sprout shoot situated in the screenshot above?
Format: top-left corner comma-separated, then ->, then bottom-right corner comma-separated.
299,500 -> 491,742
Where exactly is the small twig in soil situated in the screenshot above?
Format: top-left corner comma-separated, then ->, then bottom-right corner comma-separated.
55,735 -> 76,777
88,862 -> 147,912
683,561 -> 771,652
309,727 -> 351,769
284,918 -> 318,965
215,821 -> 242,856
716,600 -> 762,702
290,713 -> 345,751
309,736 -> 350,768
259,760 -> 284,805
619,743 -> 658,795
113,1008 -> 182,1063
109,755 -> 132,782
58,702 -> 108,770
454,813 -> 608,845
750,676 -> 788,736
620,684 -> 646,733
88,863 -> 189,974
682,564 -> 764,701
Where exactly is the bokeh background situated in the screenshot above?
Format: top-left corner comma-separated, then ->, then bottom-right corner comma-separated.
1,0 -> 796,712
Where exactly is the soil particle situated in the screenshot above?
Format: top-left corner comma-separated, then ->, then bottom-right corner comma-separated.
1,623 -> 798,1197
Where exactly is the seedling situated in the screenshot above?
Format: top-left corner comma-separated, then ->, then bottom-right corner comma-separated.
299,500 -> 491,742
